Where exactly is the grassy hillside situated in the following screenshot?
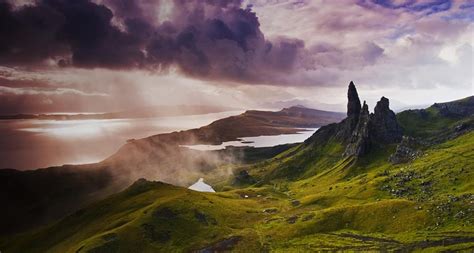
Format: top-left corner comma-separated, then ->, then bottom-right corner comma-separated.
0,105 -> 335,236
397,96 -> 473,138
0,143 -> 297,236
1,96 -> 473,252
0,164 -> 120,235
3,131 -> 472,252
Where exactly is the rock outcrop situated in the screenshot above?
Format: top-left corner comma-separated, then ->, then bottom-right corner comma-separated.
389,136 -> 422,164
335,81 -> 362,141
370,96 -> 403,144
303,81 -> 403,158
342,83 -> 402,157
347,81 -> 361,117
344,101 -> 371,157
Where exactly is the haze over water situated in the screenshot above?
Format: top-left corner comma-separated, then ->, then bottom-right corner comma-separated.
0,111 -> 244,170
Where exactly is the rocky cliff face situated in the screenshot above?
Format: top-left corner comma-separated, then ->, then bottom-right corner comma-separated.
370,96 -> 403,144
302,81 -> 403,158
344,101 -> 371,157
341,83 -> 402,157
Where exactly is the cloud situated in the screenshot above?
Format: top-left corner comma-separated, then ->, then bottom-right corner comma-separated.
0,67 -> 264,114
0,85 -> 112,114
0,0 -> 472,114
0,0 -> 146,68
0,0 -> 313,85
0,86 -> 108,97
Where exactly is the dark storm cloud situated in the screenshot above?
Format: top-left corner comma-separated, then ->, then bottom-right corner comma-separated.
0,1 -> 67,65
0,0 -> 309,84
0,0 -> 145,68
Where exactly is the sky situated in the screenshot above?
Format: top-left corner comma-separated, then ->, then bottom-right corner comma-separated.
0,0 -> 472,114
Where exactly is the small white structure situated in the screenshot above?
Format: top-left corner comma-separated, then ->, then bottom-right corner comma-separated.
188,178 -> 216,193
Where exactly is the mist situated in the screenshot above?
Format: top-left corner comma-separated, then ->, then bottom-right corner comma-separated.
100,127 -> 248,188
0,111 -> 242,170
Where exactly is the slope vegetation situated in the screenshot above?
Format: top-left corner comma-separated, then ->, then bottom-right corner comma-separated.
1,85 -> 473,252
4,129 -> 472,252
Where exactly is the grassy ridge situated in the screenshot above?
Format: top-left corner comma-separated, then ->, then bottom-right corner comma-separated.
1,98 -> 473,252
397,97 -> 473,139
3,131 -> 472,252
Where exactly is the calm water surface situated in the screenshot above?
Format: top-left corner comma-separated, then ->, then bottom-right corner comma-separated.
0,111 -> 243,170
182,128 -> 318,151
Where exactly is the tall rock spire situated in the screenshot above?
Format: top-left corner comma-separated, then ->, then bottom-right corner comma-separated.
343,100 -> 371,157
335,81 -> 363,141
347,81 -> 361,117
343,95 -> 403,158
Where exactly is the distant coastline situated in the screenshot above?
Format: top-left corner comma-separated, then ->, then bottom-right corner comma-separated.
0,105 -> 237,120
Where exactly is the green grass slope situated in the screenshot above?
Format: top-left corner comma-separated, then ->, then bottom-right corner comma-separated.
397,96 -> 473,138
2,131 -> 473,252
1,96 -> 473,252
1,180 -> 270,252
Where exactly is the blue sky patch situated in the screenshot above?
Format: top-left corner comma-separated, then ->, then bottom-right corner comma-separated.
369,0 -> 453,15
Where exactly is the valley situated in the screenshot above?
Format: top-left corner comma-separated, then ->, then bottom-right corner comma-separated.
0,106 -> 343,236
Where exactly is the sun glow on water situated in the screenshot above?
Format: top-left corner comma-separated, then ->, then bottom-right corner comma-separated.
19,119 -> 130,138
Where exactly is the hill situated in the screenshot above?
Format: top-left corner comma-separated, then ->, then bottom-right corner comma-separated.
0,106 -> 343,236
3,133 -> 472,251
1,82 -> 472,252
397,96 -> 474,139
127,105 -> 344,145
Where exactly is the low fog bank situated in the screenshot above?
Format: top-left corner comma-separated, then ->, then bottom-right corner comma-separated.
90,128 -> 296,189
0,110 -> 244,170
103,137 -> 240,187
0,137 -> 247,235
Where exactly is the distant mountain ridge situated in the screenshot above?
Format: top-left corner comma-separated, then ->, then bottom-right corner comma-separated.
397,95 -> 474,140
428,96 -> 474,117
0,105 -> 237,120
116,106 -> 345,146
281,105 -> 344,118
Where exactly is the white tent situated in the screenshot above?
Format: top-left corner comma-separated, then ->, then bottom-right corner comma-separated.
188,178 -> 216,193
